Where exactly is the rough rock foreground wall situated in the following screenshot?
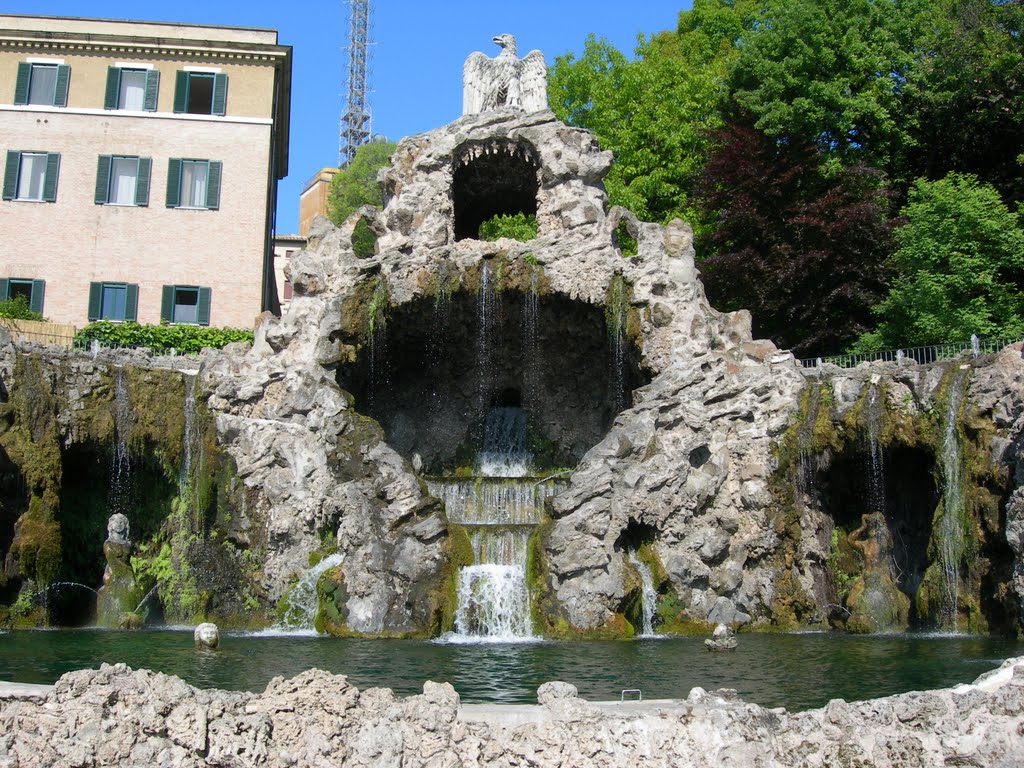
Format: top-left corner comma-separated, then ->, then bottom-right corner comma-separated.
2,658 -> 1024,767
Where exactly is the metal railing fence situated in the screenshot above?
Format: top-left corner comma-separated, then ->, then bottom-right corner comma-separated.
799,336 -> 1022,369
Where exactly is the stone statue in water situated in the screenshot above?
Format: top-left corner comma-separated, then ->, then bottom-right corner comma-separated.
462,34 -> 547,115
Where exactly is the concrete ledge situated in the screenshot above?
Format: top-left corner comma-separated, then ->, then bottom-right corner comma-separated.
0,681 -> 54,701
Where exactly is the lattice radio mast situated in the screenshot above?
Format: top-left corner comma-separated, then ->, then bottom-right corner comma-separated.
339,0 -> 371,167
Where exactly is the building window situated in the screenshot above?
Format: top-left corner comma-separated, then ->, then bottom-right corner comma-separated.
0,277 -> 45,315
95,156 -> 152,206
166,159 -> 222,209
2,151 -> 60,202
88,282 -> 138,322
173,71 -> 227,116
13,62 -> 70,107
104,67 -> 159,111
161,285 -> 211,325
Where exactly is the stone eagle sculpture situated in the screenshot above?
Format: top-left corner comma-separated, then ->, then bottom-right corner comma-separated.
462,34 -> 547,115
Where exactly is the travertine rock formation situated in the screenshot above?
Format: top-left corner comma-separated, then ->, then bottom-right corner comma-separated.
202,108 -> 806,635
2,658 -> 1023,767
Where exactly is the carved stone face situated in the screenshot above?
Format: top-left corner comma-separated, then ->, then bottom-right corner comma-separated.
194,622 -> 220,649
106,513 -> 130,544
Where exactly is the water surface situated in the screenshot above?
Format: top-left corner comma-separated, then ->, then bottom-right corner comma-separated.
0,629 -> 1018,711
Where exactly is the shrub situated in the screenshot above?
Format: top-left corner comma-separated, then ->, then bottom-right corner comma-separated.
0,295 -> 44,321
74,321 -> 253,354
478,212 -> 538,242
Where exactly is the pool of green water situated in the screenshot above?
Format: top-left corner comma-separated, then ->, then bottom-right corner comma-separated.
1,629 -> 1019,711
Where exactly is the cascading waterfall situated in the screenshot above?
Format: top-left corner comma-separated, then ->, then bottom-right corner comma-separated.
109,367 -> 133,517
477,406 -> 530,478
521,264 -> 541,412
607,277 -> 628,412
795,385 -> 822,496
430,405 -> 558,642
278,553 -> 345,631
937,371 -> 967,630
627,551 -> 658,637
179,374 -> 205,532
367,278 -> 390,406
865,382 -> 886,515
477,261 -> 498,410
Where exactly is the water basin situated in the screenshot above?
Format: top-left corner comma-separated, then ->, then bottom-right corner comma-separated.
0,629 -> 1018,710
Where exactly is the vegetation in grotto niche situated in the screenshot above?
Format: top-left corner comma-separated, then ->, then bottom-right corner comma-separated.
778,363 -> 1018,635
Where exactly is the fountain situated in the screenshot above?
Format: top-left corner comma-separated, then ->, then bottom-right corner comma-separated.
279,553 -> 346,631
627,551 -> 658,637
431,406 -> 556,642
935,371 -> 968,630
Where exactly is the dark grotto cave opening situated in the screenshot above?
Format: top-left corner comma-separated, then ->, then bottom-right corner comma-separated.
0,445 -> 24,608
337,289 -> 649,475
818,443 -> 939,625
52,443 -> 176,626
452,141 -> 540,241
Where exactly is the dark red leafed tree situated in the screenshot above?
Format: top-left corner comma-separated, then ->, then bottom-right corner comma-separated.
698,123 -> 895,356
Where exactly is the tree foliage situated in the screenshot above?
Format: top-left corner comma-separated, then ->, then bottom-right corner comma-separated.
854,173 -> 1024,350
326,140 -> 397,226
548,2 -> 758,230
551,0 -> 1024,354
699,124 -> 894,355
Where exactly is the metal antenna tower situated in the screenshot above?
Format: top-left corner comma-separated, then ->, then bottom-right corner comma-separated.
339,0 -> 372,167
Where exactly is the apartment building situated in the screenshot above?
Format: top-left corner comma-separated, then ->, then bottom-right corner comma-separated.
0,14 -> 291,328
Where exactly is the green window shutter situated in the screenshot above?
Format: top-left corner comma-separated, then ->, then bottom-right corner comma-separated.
143,69 -> 160,111
0,279 -> 8,300
29,280 -> 45,315
95,155 -> 112,204
166,158 -> 182,207
13,63 -> 30,105
205,161 -> 222,210
160,285 -> 174,322
125,284 -> 139,322
3,151 -> 19,201
87,282 -> 102,321
211,73 -> 228,116
104,67 -> 120,109
135,157 -> 152,206
197,287 -> 212,326
42,153 -> 60,202
54,65 -> 70,107
173,71 -> 188,113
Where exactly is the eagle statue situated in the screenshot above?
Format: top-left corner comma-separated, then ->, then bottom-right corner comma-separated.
462,34 -> 547,115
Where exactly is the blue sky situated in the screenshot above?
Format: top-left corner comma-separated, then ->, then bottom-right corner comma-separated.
3,2 -> 690,231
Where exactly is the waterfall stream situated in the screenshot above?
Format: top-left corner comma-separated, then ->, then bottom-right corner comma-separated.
865,383 -> 886,515
937,371 -> 967,630
628,551 -> 658,637
431,405 -> 556,642
277,553 -> 346,631
109,367 -> 132,517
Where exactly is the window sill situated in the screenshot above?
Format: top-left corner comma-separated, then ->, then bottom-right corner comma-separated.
175,206 -> 211,211
105,202 -> 139,207
12,198 -> 48,203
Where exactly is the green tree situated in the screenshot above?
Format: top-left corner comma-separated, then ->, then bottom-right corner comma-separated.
548,1 -> 758,230
854,173 -> 1024,350
728,0 -> 932,177
326,139 -> 397,225
903,0 -> 1024,206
